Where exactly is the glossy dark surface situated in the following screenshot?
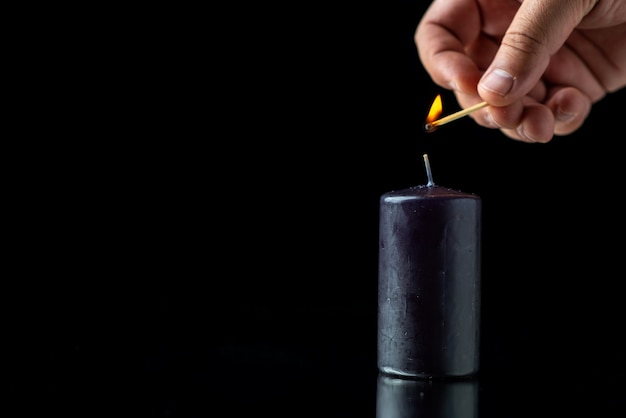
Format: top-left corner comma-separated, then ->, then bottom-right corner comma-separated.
377,374 -> 479,418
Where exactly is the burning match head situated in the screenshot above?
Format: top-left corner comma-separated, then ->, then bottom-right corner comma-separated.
424,98 -> 489,133
424,122 -> 437,133
424,94 -> 442,133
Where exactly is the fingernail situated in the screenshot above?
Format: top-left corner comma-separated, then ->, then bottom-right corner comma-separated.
516,124 -> 538,143
480,68 -> 515,96
556,108 -> 576,122
485,110 -> 499,128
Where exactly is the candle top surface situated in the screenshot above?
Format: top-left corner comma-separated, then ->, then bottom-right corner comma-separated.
382,185 -> 479,203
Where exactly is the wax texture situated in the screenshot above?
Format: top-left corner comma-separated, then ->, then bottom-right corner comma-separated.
377,185 -> 481,378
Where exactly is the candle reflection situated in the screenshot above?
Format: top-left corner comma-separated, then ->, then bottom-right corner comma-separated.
376,374 -> 479,418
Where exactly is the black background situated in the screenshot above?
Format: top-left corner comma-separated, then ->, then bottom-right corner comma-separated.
26,2 -> 626,416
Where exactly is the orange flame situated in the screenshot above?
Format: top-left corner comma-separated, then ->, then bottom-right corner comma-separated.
426,94 -> 442,124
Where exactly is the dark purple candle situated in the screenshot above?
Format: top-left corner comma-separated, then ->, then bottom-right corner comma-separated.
377,155 -> 481,378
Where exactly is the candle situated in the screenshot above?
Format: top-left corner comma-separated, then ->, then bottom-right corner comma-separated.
377,155 -> 481,378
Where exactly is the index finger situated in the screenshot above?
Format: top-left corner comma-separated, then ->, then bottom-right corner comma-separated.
415,0 -> 484,94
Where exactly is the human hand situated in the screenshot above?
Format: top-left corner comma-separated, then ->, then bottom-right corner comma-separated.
415,0 -> 626,142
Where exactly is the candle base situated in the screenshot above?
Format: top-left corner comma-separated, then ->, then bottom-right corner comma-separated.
378,366 -> 479,380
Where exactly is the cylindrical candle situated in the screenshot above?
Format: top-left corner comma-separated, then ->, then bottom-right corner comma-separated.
377,165 -> 481,378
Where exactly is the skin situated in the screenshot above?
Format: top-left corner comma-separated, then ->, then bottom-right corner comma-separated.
415,0 -> 626,142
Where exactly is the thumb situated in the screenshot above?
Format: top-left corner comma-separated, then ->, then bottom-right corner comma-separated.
478,0 -> 595,105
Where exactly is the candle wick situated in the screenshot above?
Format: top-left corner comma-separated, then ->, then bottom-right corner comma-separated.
422,154 -> 435,187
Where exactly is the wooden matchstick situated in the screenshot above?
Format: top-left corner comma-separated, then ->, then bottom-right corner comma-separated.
425,101 -> 489,132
